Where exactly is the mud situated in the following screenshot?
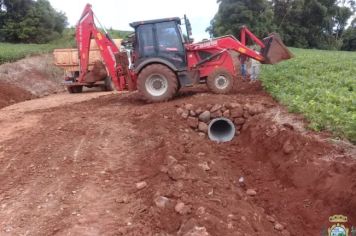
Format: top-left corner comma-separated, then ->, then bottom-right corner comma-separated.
0,80 -> 355,236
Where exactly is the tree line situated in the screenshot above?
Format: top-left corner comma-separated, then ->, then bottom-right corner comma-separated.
208,0 -> 356,50
0,0 -> 67,43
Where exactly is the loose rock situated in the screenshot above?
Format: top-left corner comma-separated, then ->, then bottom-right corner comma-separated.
230,107 -> 244,118
274,223 -> 284,231
189,110 -> 197,117
210,104 -> 222,113
177,107 -> 185,115
136,181 -> 148,190
198,132 -> 205,137
154,196 -> 170,208
238,176 -> 245,187
227,103 -> 241,109
168,164 -> 186,180
183,226 -> 210,236
283,140 -> 294,154
196,207 -> 206,216
182,110 -> 189,119
223,110 -> 230,118
185,104 -> 195,111
166,155 -> 178,166
210,110 -> 222,119
198,122 -> 209,133
266,215 -> 276,223
246,104 -> 265,115
175,201 -> 190,215
198,162 -> 210,171
243,110 -> 250,119
233,118 -> 245,125
246,189 -> 257,196
198,111 -> 211,123
187,117 -> 199,129
195,107 -> 203,115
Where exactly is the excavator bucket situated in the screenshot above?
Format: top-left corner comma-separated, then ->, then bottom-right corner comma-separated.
260,33 -> 293,64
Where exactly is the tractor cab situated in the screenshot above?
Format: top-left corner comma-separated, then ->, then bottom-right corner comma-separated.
129,17 -> 188,72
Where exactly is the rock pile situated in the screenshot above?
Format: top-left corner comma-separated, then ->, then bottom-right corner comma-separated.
176,103 -> 265,135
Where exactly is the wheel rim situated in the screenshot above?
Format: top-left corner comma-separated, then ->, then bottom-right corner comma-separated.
145,74 -> 168,96
215,75 -> 229,90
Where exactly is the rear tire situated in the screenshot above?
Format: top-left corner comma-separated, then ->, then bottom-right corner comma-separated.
137,64 -> 178,102
207,68 -> 234,94
67,86 -> 83,94
101,77 -> 115,91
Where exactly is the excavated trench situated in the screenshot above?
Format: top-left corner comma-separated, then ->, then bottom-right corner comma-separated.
125,89 -> 356,235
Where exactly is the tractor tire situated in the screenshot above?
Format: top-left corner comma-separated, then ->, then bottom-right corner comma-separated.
67,85 -> 83,94
137,64 -> 178,102
101,77 -> 115,91
207,68 -> 234,94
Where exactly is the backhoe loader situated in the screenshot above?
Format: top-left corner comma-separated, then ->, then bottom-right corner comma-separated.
54,4 -> 293,102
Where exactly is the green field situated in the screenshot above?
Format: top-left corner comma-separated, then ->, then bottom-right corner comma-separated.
261,48 -> 356,143
0,43 -> 59,64
0,28 -> 131,65
0,29 -> 76,64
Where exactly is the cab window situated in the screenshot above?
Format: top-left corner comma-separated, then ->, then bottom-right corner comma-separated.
156,22 -> 184,52
137,24 -> 155,57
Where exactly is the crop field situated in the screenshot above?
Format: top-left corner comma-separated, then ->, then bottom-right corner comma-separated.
0,30 -> 75,64
0,29 -> 131,65
261,48 -> 356,143
0,43 -> 59,64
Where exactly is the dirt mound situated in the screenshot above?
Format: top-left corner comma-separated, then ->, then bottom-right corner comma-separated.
0,54 -> 65,108
0,80 -> 34,108
0,81 -> 354,235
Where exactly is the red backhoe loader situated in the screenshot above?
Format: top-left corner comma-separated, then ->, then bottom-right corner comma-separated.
62,4 -> 293,102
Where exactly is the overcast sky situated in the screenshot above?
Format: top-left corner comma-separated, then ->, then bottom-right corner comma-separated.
49,0 -> 219,41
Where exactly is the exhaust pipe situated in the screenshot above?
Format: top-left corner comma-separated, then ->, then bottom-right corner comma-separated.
208,118 -> 236,142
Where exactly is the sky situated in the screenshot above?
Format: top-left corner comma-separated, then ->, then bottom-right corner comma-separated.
49,0 -> 219,41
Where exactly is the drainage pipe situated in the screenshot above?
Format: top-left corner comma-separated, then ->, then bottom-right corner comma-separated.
208,118 -> 236,142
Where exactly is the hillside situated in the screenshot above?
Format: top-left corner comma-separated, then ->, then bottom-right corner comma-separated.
0,28 -> 131,65
261,48 -> 356,143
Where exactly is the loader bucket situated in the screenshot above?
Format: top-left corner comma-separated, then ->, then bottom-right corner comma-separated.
260,33 -> 293,64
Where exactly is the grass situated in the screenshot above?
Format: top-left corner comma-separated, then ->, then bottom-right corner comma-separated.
0,28 -> 132,64
0,29 -> 76,64
260,48 -> 356,143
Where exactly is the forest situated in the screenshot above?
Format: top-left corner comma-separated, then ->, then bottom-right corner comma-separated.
0,0 -> 67,43
208,0 -> 356,50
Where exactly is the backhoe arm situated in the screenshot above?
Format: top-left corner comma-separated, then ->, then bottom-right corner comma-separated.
76,4 -> 129,90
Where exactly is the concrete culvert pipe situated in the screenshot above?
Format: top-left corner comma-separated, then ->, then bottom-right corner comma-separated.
208,118 -> 236,142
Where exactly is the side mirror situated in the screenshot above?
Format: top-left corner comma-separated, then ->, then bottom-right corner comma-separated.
184,15 -> 192,41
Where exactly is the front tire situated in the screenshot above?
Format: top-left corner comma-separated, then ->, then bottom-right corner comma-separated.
137,64 -> 178,102
67,85 -> 83,94
207,68 -> 234,94
101,77 -> 115,91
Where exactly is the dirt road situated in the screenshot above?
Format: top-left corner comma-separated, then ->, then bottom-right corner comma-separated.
0,82 -> 355,236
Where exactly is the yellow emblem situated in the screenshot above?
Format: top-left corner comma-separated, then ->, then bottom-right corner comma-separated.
328,215 -> 349,236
